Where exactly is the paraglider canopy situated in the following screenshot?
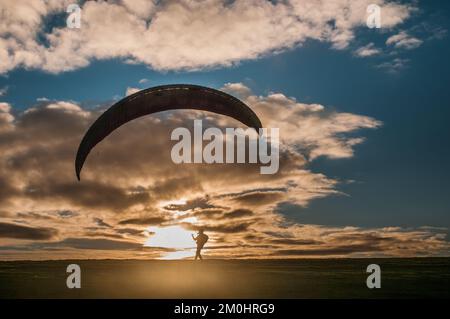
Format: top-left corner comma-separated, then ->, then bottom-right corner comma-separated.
75,84 -> 262,180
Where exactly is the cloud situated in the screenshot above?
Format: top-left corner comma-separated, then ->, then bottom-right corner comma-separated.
354,43 -> 381,57
0,237 -> 147,251
0,0 -> 414,74
116,227 -> 144,236
93,217 -> 112,228
386,31 -> 423,50
164,197 -> 218,212
274,244 -> 382,256
376,58 -> 410,73
0,103 -> 11,113
269,238 -> 319,245
0,84 -> 379,224
16,211 -> 54,220
0,84 -> 448,258
118,217 -> 168,226
222,209 -> 253,219
426,27 -> 447,41
221,82 -> 252,99
24,180 -> 151,211
55,237 -> 142,250
223,83 -> 382,160
0,102 -> 14,128
227,190 -> 286,207
183,221 -> 254,234
0,222 -> 58,240
57,210 -> 78,218
126,87 -> 140,96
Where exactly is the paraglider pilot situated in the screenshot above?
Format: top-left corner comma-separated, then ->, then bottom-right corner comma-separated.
192,229 -> 208,260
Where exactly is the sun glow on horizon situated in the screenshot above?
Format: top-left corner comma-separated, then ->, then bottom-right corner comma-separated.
160,249 -> 196,260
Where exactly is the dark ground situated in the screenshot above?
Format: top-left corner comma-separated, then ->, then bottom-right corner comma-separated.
0,258 -> 449,298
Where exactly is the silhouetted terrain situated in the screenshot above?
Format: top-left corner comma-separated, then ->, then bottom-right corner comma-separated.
1,258 -> 449,298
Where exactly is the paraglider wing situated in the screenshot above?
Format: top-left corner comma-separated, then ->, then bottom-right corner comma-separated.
75,84 -> 262,180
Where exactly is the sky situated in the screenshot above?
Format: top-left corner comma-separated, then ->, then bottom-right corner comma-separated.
0,0 -> 449,260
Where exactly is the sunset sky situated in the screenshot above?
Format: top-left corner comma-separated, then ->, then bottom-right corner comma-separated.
1,0 -> 449,260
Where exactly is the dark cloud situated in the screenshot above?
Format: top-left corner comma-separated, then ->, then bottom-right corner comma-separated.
84,232 -> 124,240
244,234 -> 266,241
118,217 -> 167,225
164,196 -> 217,211
270,238 -> 320,245
173,207 -> 226,221
263,231 -> 294,238
57,210 -> 79,218
0,176 -> 19,204
191,208 -> 224,218
183,221 -> 253,233
331,233 -> 397,243
116,228 -> 144,236
222,209 -> 253,219
16,212 -> 54,220
25,180 -> 150,211
18,237 -> 174,252
50,237 -> 143,250
177,207 -> 253,221
93,218 -> 112,228
0,222 -> 58,240
274,243 -> 382,256
0,236 -> 175,254
15,103 -> 89,140
230,190 -> 285,206
0,210 -> 12,218
150,176 -> 203,200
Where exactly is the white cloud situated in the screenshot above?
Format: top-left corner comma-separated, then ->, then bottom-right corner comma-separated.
0,102 -> 10,113
354,43 -> 381,57
45,101 -> 89,117
223,83 -> 382,160
222,82 -> 253,99
126,87 -> 140,96
386,31 -> 423,50
0,0 -> 414,74
0,102 -> 14,128
120,0 -> 157,19
376,58 -> 410,73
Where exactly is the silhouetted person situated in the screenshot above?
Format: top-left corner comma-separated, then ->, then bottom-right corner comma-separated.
192,229 -> 208,260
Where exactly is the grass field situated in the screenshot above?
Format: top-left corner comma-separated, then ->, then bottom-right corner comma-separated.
0,258 -> 449,298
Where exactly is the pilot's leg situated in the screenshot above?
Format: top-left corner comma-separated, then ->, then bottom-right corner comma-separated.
195,248 -> 200,260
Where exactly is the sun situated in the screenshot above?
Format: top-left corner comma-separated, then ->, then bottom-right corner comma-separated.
144,225 -> 196,260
